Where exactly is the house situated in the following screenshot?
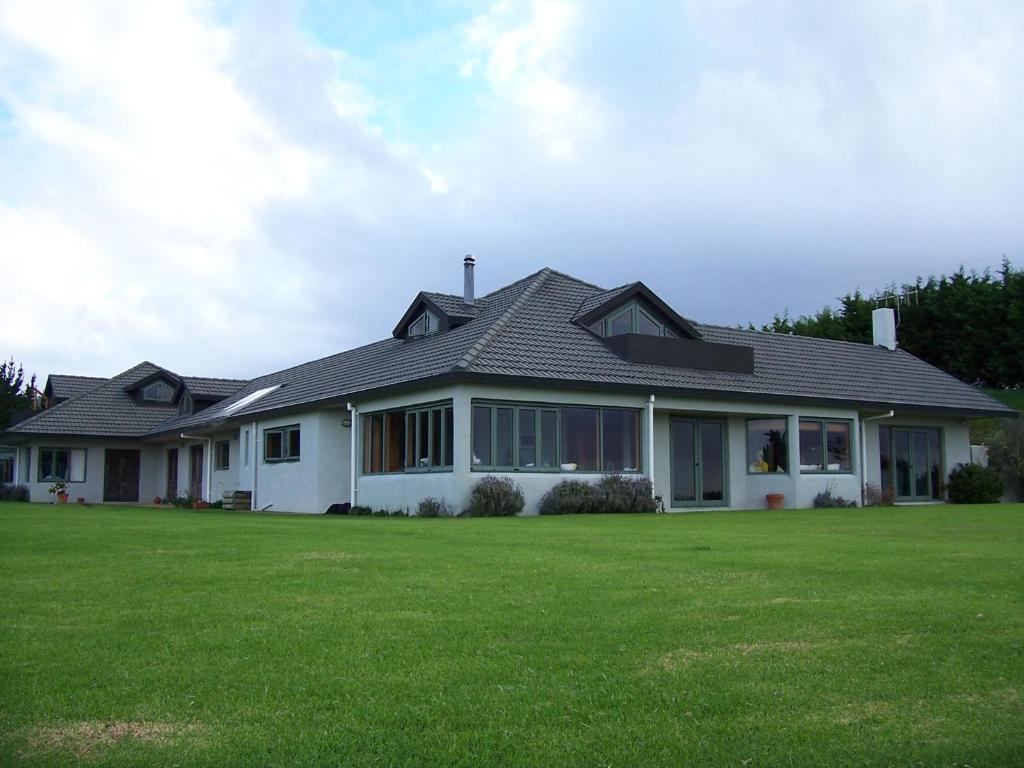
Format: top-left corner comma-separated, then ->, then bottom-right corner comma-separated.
1,259 -> 1015,513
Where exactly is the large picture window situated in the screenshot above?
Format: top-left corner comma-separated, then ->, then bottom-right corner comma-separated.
747,418 -> 788,474
363,402 -> 453,474
472,401 -> 641,473
799,419 -> 851,473
38,448 -> 87,482
264,425 -> 300,462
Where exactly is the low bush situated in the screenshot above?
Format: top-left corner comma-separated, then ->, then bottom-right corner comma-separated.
597,475 -> 657,514
350,505 -> 373,516
465,476 -> 524,517
539,475 -> 656,515
863,483 -> 895,507
812,487 -> 857,508
947,463 -> 1003,504
417,497 -> 454,518
538,480 -> 599,515
0,484 -> 29,502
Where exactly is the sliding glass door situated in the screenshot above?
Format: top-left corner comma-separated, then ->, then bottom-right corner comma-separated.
670,417 -> 727,508
879,426 -> 942,501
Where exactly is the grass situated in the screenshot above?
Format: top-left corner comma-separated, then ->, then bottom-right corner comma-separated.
1,503 -> 1023,767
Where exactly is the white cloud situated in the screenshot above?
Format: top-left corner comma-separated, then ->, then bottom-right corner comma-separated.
464,0 -> 603,160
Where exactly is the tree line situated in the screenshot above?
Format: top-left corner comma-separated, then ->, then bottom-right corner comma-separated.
752,258 -> 1024,389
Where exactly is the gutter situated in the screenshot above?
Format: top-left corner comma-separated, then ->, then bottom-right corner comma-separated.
251,421 -> 259,512
347,402 -> 358,507
646,395 -> 655,497
859,410 -> 894,504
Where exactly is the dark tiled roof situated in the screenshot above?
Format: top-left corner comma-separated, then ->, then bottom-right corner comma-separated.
422,292 -> 480,319
182,376 -> 248,400
145,268 -> 1014,433
8,362 -> 181,437
573,282 -> 635,320
45,374 -> 108,400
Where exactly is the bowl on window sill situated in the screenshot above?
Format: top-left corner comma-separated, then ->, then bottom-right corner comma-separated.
559,463 -> 578,471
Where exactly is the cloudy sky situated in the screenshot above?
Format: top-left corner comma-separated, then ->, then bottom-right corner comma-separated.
1,0 -> 1022,381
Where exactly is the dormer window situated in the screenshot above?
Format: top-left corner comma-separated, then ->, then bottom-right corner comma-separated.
142,380 -> 174,402
407,310 -> 439,338
594,301 -> 673,338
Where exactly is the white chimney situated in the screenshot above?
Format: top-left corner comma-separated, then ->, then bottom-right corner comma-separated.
463,255 -> 475,305
872,307 -> 897,350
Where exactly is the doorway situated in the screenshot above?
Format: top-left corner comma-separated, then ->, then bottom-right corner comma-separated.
670,417 -> 727,508
880,426 -> 942,501
166,448 -> 178,500
189,444 -> 204,500
103,449 -> 141,502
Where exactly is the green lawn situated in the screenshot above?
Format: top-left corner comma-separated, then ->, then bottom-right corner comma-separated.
1,504 -> 1022,767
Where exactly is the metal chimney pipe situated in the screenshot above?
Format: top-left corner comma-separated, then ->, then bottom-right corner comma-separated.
463,255 -> 476,305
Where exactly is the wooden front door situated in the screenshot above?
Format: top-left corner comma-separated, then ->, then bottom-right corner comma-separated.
103,449 -> 141,502
166,448 -> 178,500
189,444 -> 204,501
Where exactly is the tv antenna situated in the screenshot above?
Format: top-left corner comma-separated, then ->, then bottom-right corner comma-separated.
875,289 -> 918,327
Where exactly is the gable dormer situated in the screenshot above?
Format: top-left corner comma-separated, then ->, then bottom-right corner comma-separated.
392,292 -> 477,339
575,282 -> 702,340
125,370 -> 181,405
576,282 -> 754,374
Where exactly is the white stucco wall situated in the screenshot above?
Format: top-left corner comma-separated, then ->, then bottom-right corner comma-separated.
13,439 -> 164,504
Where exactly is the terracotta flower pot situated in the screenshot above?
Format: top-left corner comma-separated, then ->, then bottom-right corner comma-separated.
766,493 -> 785,510
56,492 -> 69,504
153,496 -> 163,505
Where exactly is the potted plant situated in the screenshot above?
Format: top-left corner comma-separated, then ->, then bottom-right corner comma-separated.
766,492 -> 785,510
48,481 -> 69,504
153,496 -> 163,505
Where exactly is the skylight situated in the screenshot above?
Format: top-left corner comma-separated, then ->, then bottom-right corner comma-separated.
222,384 -> 281,416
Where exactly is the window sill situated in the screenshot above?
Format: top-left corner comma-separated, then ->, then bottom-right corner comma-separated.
264,458 -> 300,464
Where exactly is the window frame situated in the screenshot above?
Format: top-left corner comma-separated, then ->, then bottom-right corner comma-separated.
142,380 -> 174,403
597,301 -> 672,338
263,425 -> 301,463
406,310 -> 440,338
798,418 -> 854,474
214,439 -> 230,471
471,400 -> 643,474
879,425 -> 944,501
361,400 -> 454,475
745,417 -> 790,476
37,447 -> 87,483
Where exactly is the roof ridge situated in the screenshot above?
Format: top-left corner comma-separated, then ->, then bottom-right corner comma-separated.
452,270 -> 554,372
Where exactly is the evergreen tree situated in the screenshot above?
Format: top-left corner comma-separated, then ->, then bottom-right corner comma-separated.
751,261 -> 1024,388
0,358 -> 37,428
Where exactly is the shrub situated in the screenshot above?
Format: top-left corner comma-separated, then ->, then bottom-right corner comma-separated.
539,476 -> 656,515
947,463 -> 1003,504
987,418 -> 1024,501
417,497 -> 454,518
538,480 -> 599,515
371,509 -> 389,517
0,484 -> 29,502
597,475 -> 657,514
863,483 -> 895,507
350,505 -> 373,516
465,476 -> 524,517
389,508 -> 407,517
812,487 -> 857,508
